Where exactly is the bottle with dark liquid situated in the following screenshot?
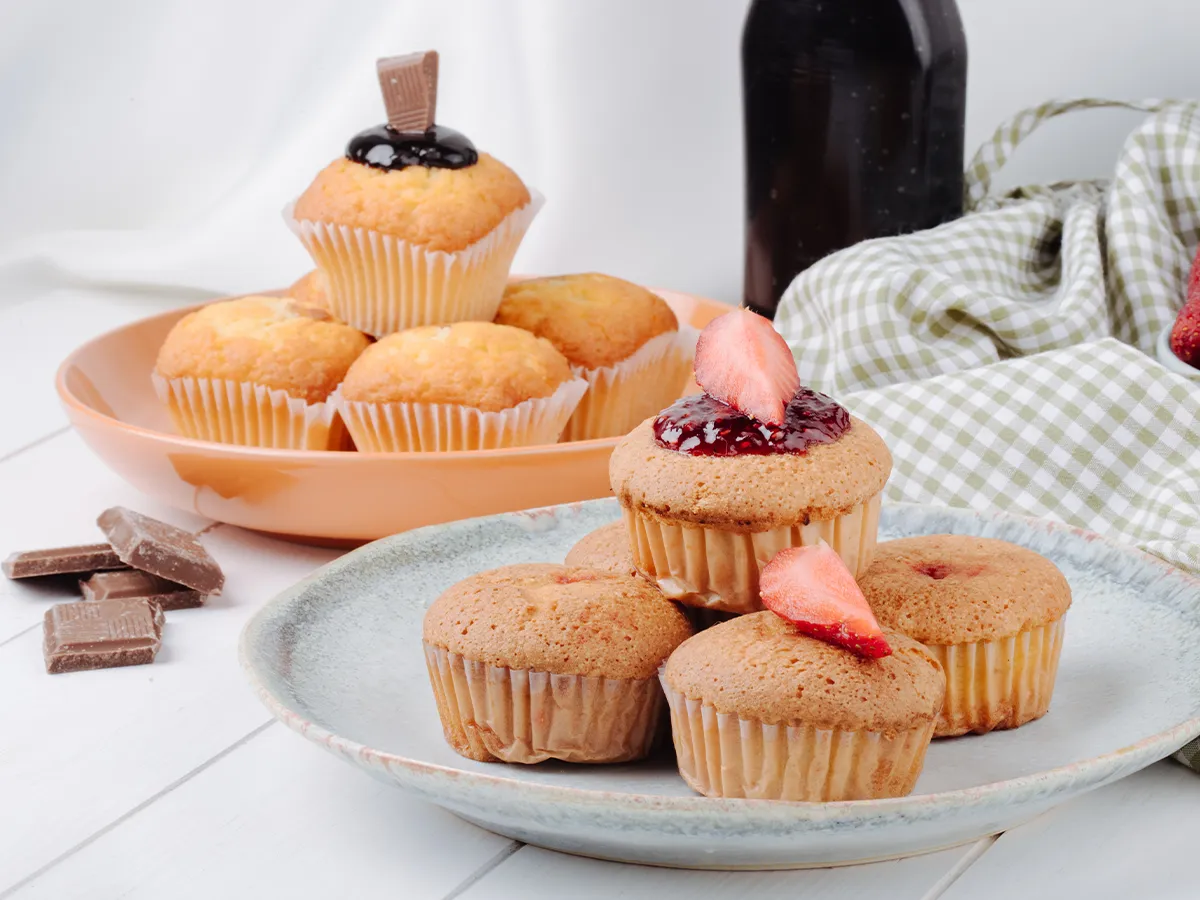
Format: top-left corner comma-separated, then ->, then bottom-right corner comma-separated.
742,0 -> 967,318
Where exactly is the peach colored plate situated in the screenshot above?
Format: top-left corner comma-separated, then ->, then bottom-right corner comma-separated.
56,287 -> 729,545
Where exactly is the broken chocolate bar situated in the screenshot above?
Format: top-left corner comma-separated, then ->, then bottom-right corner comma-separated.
3,544 -> 125,580
97,507 -> 224,594
377,50 -> 438,132
43,597 -> 165,674
80,569 -> 205,611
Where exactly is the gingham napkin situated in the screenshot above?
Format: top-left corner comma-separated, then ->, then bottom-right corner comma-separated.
774,99 -> 1200,768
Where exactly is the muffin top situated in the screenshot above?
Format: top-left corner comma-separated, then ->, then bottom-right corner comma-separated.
288,270 -> 330,311
495,274 -> 679,369
859,535 -> 1072,644
663,612 -> 945,733
155,296 -> 371,404
339,322 -> 575,411
292,154 -> 530,252
609,416 -> 891,529
563,522 -> 639,578
423,563 -> 693,679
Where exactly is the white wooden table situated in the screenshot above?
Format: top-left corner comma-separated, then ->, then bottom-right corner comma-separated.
2,289 -> 1198,900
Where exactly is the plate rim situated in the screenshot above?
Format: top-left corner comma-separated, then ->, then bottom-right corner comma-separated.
239,499 -> 1200,826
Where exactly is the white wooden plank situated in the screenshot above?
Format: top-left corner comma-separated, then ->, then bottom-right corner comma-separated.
0,286 -> 206,457
941,761 -> 1200,900
0,505 -> 340,890
0,431 -> 211,644
5,724 -> 512,900
456,840 -> 989,900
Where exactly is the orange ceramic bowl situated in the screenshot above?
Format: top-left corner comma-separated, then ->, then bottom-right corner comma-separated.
56,287 -> 729,545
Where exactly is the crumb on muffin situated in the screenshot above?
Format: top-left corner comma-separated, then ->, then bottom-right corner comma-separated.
495,273 -> 679,369
292,154 -> 531,252
339,321 -> 574,411
154,295 -> 371,404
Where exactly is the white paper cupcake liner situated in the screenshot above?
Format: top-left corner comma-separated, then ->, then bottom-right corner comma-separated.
660,677 -> 935,800
285,192 -> 544,338
335,377 -> 587,452
424,643 -> 663,764
560,327 -> 699,442
623,492 -> 882,614
152,374 -> 348,450
928,617 -> 1066,737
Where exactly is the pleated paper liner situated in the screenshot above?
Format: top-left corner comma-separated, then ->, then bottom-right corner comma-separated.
560,327 -> 699,442
623,492 -> 882,614
152,374 -> 350,451
286,193 -> 544,338
660,678 -> 936,800
928,617 -> 1066,737
335,378 -> 587,452
423,643 -> 664,764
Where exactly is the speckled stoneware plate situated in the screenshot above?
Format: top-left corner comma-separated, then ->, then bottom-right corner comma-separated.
240,500 -> 1200,870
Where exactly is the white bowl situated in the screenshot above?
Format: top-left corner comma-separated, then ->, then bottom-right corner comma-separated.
1155,324 -> 1200,379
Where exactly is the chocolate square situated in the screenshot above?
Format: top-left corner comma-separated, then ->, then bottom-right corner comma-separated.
80,569 -> 205,611
44,598 -> 165,674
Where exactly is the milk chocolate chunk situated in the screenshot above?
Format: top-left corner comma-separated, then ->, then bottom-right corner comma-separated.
3,544 -> 124,580
43,598 -> 165,674
81,569 -> 205,611
96,508 -> 224,594
376,50 -> 439,133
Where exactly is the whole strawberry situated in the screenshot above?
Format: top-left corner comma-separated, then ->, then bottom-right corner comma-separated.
1171,243 -> 1200,368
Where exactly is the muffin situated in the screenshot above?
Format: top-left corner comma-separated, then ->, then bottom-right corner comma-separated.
495,274 -> 696,441
290,129 -> 539,337
661,612 -> 944,800
288,269 -> 331,313
859,535 -> 1071,737
609,390 -> 892,614
334,322 -> 587,451
423,563 -> 693,763
564,521 -> 639,577
153,296 -> 370,450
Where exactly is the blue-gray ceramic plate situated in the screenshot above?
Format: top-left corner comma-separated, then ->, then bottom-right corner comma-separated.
240,500 -> 1200,869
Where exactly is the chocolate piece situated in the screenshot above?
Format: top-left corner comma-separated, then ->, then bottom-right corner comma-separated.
43,598 -> 165,674
96,508 -> 224,594
80,569 -> 205,611
346,124 -> 478,172
376,50 -> 438,133
3,544 -> 124,580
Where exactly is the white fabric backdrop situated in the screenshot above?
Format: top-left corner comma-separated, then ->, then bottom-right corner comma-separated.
3,0 -> 1200,309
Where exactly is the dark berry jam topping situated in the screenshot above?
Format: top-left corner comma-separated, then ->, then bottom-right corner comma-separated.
653,389 -> 850,456
346,124 -> 478,171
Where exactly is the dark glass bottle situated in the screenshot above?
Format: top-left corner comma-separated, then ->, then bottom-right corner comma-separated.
742,0 -> 968,318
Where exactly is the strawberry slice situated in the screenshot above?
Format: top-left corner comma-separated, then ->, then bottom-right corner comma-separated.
759,543 -> 892,659
693,308 -> 800,426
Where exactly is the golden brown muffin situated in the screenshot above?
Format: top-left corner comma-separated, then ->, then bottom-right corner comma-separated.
860,535 -> 1071,737
293,154 -> 530,253
339,322 -> 573,412
288,270 -> 331,312
155,296 -> 370,404
609,415 -> 891,613
496,274 -> 678,369
661,612 -> 944,801
563,522 -> 639,578
423,563 -> 693,763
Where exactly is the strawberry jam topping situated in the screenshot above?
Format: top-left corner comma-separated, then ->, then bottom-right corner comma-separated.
653,389 -> 850,456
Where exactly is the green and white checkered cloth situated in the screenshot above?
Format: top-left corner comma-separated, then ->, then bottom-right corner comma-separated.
774,99 -> 1200,768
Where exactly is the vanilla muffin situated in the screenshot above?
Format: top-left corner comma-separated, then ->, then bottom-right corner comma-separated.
610,391 -> 891,614
859,535 -> 1071,737
290,127 -> 539,337
661,612 -> 944,800
564,522 -> 639,578
335,321 -> 586,451
288,270 -> 331,313
495,274 -> 696,440
423,563 -> 693,763
153,296 -> 370,450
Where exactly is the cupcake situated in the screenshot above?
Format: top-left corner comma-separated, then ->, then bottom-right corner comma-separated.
153,296 -> 370,450
563,521 -> 639,577
335,321 -> 587,451
288,269 -> 331,313
858,535 -> 1071,736
610,310 -> 890,614
661,613 -> 944,800
495,274 -> 696,441
423,563 -> 693,763
289,52 -> 540,337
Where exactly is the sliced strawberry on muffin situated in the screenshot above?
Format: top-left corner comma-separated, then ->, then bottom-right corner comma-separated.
693,308 -> 800,425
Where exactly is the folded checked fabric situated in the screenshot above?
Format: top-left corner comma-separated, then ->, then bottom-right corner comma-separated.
774,99 -> 1200,768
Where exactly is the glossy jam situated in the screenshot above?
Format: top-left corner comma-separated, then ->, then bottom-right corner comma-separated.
346,125 -> 478,171
654,389 -> 850,456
